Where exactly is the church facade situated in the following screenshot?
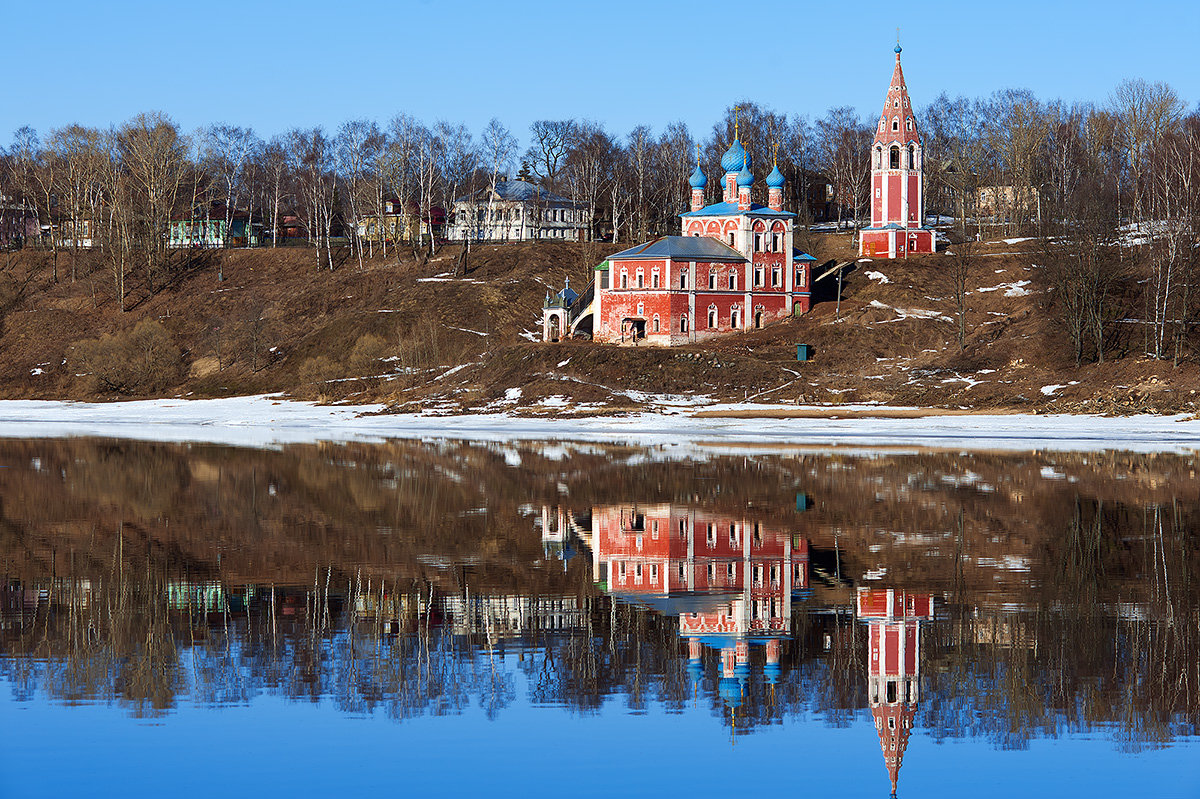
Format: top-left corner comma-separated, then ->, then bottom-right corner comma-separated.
547,132 -> 815,346
859,45 -> 936,258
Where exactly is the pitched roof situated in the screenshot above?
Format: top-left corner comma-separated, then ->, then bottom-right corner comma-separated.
681,200 -> 795,219
608,235 -> 746,262
462,179 -> 574,205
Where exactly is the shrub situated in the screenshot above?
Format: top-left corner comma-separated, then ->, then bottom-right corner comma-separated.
73,319 -> 183,395
348,333 -> 390,376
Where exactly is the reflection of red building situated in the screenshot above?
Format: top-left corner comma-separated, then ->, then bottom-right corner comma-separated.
857,588 -> 934,797
593,504 -> 809,724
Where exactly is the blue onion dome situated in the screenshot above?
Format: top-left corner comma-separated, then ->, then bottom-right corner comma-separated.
895,44 -> 902,54
766,163 -> 786,188
736,160 -> 754,188
689,162 -> 707,189
721,139 -> 749,173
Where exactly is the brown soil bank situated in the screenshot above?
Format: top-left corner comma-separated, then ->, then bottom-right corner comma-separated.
0,237 -> 1197,414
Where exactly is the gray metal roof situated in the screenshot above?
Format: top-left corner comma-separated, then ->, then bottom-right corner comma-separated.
608,235 -> 746,262
460,179 -> 574,205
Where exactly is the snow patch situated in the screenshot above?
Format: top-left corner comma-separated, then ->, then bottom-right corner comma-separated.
865,271 -> 890,283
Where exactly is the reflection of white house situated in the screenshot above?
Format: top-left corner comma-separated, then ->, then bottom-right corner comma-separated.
439,594 -> 587,636
446,179 -> 585,242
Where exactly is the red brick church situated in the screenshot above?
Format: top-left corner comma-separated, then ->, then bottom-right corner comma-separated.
543,129 -> 816,345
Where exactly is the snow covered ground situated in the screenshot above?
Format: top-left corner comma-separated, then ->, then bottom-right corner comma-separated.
0,396 -> 1198,453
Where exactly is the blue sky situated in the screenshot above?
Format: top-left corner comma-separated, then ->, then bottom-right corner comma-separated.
5,0 -> 1199,149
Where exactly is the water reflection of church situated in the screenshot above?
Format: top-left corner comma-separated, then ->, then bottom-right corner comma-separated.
588,504 -> 810,724
858,587 -> 933,798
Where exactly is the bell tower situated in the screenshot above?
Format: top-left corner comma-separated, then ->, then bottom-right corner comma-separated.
860,42 -> 935,258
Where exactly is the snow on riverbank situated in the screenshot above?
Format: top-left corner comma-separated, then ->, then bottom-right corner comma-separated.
0,396 -> 1198,453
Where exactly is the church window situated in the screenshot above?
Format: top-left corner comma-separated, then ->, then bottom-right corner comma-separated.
874,147 -> 882,169
636,271 -> 644,289
890,146 -> 900,169
892,118 -> 899,132
680,314 -> 689,333
707,306 -> 717,328
635,563 -> 642,580
650,564 -> 658,582
731,308 -> 740,328
772,232 -> 780,251
680,270 -> 688,289
728,232 -> 735,246
729,272 -> 737,290
651,271 -> 660,289
893,99 -> 899,108
906,117 -> 913,131
907,146 -> 915,169
772,267 -> 781,287
754,266 -> 764,287
620,271 -> 628,289
708,271 -> 717,289
796,268 -> 806,288
753,232 -> 761,252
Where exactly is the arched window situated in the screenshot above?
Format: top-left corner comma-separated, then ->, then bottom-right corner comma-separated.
907,146 -> 915,169
707,306 -> 717,328
890,146 -> 900,169
906,117 -> 913,131
652,315 -> 660,333
620,271 -> 628,289
651,270 -> 660,289
731,308 -> 740,328
680,314 -> 689,333
636,270 -> 644,289
680,270 -> 688,289
728,272 -> 737,290
874,147 -> 882,169
728,232 -> 735,246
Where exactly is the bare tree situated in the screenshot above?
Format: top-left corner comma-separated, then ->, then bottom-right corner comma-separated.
202,124 -> 259,246
525,120 -> 577,191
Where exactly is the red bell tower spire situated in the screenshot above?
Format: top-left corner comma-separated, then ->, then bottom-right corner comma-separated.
859,42 -> 935,259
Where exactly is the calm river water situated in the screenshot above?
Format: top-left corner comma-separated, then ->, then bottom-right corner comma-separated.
1,438 -> 1196,797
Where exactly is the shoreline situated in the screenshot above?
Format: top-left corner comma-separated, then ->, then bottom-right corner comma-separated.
0,395 -> 1195,453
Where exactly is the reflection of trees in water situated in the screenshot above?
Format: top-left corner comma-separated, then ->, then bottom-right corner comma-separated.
925,497 -> 1199,750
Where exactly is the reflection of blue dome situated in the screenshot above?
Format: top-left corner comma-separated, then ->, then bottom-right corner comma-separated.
689,163 -> 707,189
764,661 -> 782,684
766,163 -> 785,188
736,162 -> 754,188
687,658 -> 704,684
721,139 -> 749,173
719,676 -> 742,708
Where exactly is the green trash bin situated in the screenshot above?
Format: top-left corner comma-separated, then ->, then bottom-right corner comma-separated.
796,344 -> 811,362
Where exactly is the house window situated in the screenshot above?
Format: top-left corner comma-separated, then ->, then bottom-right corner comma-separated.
650,564 -> 658,583
796,268 -> 807,288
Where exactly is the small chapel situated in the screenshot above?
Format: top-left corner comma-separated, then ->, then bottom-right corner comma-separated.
859,44 -> 936,258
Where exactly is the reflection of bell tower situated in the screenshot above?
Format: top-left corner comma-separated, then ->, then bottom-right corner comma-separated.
857,588 -> 933,798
